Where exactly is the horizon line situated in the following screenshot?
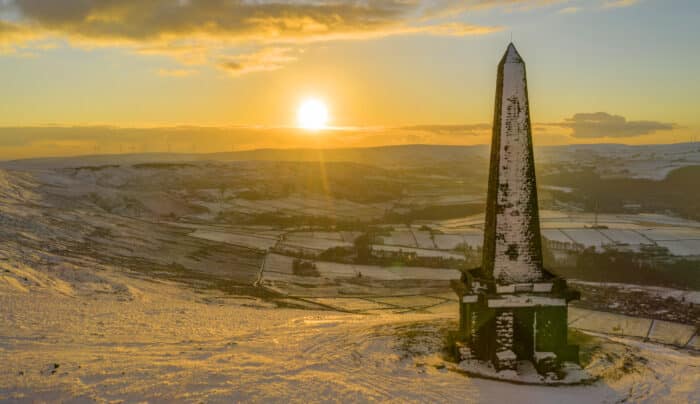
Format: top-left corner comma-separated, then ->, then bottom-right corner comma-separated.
3,141 -> 699,164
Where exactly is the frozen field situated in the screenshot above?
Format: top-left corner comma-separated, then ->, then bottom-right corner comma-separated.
423,211 -> 700,255
190,229 -> 279,250
226,196 -> 386,221
263,254 -> 460,281
1,158 -> 699,401
380,229 -> 418,248
279,235 -> 352,251
371,244 -> 465,260
2,262 -> 699,403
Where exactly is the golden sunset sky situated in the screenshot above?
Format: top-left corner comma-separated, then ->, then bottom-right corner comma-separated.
0,0 -> 698,158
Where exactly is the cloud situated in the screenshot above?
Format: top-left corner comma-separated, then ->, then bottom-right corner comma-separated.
558,6 -> 581,14
602,0 -> 639,9
401,124 -> 492,136
156,68 -> 197,78
420,0 -> 571,18
0,124 -> 495,159
218,47 -> 298,76
410,22 -> 503,37
0,0 -> 506,75
0,116 -> 681,160
552,112 -> 676,138
4,1 -> 499,44
0,1 -> 635,76
0,19 -> 38,52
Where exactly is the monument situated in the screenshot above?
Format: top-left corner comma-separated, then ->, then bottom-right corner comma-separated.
452,44 -> 579,375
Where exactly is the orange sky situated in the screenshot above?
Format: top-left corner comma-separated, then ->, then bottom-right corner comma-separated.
0,0 -> 698,159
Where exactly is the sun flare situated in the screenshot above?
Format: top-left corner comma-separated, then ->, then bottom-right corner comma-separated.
297,98 -> 329,130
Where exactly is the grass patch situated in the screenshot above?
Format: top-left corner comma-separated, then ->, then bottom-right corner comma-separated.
568,329 -> 600,367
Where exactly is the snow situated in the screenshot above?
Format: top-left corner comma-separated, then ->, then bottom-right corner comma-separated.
457,358 -> 592,386
279,235 -> 352,251
312,261 -> 461,281
488,295 -> 566,308
340,231 -> 362,243
1,145 -> 699,401
569,308 -> 653,339
656,239 -> 700,256
496,284 -> 516,293
307,297 -> 391,312
189,229 -> 278,250
641,228 -> 699,241
559,229 -> 611,251
496,350 -> 517,361
226,196 -> 386,220
462,295 -> 479,303
380,230 -> 418,248
598,229 -> 652,245
532,283 -> 553,292
570,281 -> 700,305
542,229 -> 575,244
261,253 -> 294,274
497,283 -> 553,293
309,231 -> 344,240
433,234 -> 464,250
462,232 -> 484,248
541,185 -> 573,193
371,244 -> 464,260
688,335 -> 700,350
0,244 -> 698,402
647,320 -> 696,346
411,229 -> 436,249
491,44 -> 543,283
533,351 -> 556,362
370,295 -> 445,308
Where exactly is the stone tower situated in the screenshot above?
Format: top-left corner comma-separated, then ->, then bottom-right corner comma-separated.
482,43 -> 544,284
452,44 -> 579,374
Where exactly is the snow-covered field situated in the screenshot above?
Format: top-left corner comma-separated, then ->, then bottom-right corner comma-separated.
570,281 -> 700,305
2,264 -> 699,403
1,159 -> 699,402
426,211 -> 700,255
190,229 -> 279,250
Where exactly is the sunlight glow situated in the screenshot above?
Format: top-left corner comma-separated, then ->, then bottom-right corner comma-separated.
297,99 -> 329,130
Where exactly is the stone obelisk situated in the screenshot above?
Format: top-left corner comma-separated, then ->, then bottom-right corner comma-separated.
481,43 -> 544,284
452,44 -> 579,375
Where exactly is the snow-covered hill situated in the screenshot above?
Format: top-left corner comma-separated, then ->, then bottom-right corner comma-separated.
0,162 -> 698,402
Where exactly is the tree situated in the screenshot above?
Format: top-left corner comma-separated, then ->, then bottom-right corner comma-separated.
354,233 -> 372,264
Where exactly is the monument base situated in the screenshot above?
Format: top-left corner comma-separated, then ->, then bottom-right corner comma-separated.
455,358 -> 592,386
452,268 -> 580,375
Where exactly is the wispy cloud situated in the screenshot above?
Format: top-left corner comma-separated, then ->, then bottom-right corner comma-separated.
602,0 -> 640,9
0,0 -> 641,76
420,0 -> 572,18
548,112 -> 676,138
218,47 -> 299,76
401,124 -> 492,136
0,124 -> 493,159
558,6 -> 582,14
0,114 -> 682,159
0,1 -> 504,75
2,1 -> 501,45
156,68 -> 197,78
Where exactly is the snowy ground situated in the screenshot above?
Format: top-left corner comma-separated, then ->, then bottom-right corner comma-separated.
1,162 -> 699,402
570,281 -> 700,326
2,266 -> 699,403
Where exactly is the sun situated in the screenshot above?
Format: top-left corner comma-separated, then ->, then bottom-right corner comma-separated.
297,98 -> 329,130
